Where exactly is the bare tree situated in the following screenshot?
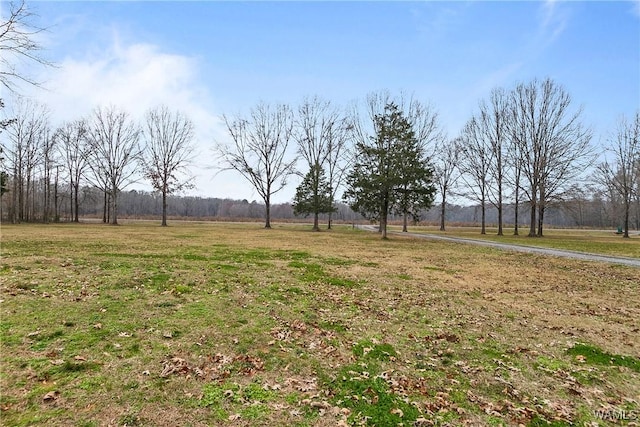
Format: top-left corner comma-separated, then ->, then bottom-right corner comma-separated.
434,138 -> 461,231
459,116 -> 493,234
0,0 -> 52,92
325,115 -> 351,229
596,112 -> 640,238
505,126 -> 524,236
141,105 -> 195,226
217,102 -> 297,228
510,78 -> 593,237
294,96 -> 348,231
4,98 -> 48,222
86,106 -> 141,225
351,91 -> 441,158
482,88 -> 510,235
55,119 -> 89,222
40,126 -> 55,222
459,88 -> 511,235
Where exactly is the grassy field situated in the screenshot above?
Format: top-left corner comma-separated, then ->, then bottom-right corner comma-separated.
1,221 -> 639,426
390,225 -> 640,259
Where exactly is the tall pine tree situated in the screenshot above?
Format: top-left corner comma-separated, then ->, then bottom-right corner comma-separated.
344,102 -> 435,238
292,164 -> 335,231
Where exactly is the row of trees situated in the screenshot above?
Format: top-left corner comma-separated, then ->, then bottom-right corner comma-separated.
1,102 -> 195,226
451,80 -> 594,238
215,83 -> 638,239
2,87 -> 639,237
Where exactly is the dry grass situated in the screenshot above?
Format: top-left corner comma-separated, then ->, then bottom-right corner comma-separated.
1,221 -> 638,426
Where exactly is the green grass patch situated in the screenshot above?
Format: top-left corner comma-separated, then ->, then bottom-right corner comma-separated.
353,340 -> 398,361
327,363 -> 422,426
288,260 -> 359,288
567,343 -> 640,372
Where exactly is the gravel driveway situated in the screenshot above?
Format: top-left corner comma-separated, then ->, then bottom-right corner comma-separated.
356,225 -> 640,268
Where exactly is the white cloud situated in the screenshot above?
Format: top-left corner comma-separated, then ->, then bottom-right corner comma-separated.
39,39 -> 207,121
17,34 -> 267,200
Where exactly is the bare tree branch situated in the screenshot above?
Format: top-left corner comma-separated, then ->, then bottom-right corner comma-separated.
596,112 -> 640,238
215,102 -> 297,228
0,0 -> 53,92
85,105 -> 142,225
54,119 -> 89,222
141,105 -> 196,226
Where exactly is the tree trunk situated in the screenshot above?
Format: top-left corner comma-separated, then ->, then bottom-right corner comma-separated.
43,170 -> 49,224
440,192 -> 446,231
161,190 -> 168,226
497,195 -> 503,236
402,210 -> 408,232
528,182 -> 537,237
11,165 -> 17,223
528,200 -> 537,237
624,196 -> 630,238
264,194 -> 271,229
327,211 -> 332,230
380,212 -> 387,240
69,180 -> 74,222
103,191 -> 108,223
24,175 -> 30,222
73,183 -> 79,222
537,203 -> 545,237
111,187 -> 118,225
513,167 -> 520,236
312,212 -> 319,231
480,198 -> 486,235
54,168 -> 59,222
537,185 -> 545,237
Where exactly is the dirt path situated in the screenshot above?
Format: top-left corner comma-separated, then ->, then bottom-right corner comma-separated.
356,225 -> 640,268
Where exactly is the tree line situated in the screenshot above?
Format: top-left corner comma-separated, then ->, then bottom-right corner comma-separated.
1,0 -> 639,237
2,85 -> 637,238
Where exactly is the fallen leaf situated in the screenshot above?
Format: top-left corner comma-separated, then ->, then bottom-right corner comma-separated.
310,401 -> 331,409
74,355 -> 87,361
43,391 -> 59,402
390,408 -> 403,417
93,323 -> 102,329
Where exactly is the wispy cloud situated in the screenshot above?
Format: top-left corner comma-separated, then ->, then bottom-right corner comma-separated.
410,2 -> 472,43
631,0 -> 640,18
539,0 -> 568,45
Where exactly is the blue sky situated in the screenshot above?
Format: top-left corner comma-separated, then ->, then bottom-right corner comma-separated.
9,1 -> 640,202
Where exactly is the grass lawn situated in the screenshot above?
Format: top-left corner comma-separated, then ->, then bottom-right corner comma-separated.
1,221 -> 638,426
393,225 -> 640,259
